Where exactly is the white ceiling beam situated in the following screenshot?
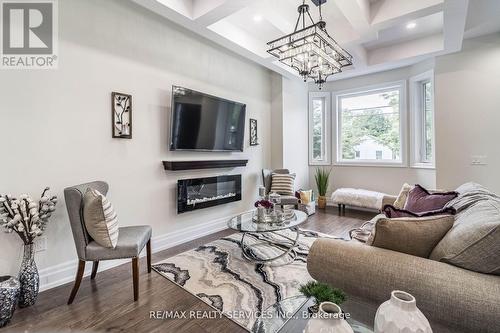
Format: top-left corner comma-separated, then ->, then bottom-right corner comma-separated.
368,33 -> 443,65
131,0 -> 297,80
343,43 -> 369,69
194,0 -> 253,27
442,0 -> 468,52
371,0 -> 444,30
334,0 -> 371,35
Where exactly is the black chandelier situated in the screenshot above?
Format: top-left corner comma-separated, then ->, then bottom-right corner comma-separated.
267,0 -> 353,89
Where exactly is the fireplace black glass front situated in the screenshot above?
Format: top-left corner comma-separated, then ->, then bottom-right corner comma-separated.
177,175 -> 242,213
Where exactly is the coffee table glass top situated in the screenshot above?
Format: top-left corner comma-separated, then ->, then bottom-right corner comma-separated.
252,296 -> 374,333
228,210 -> 308,233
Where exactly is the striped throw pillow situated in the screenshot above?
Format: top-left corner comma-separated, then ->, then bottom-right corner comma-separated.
270,173 -> 296,196
83,188 -> 119,248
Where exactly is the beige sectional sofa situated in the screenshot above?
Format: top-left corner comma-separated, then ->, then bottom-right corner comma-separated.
307,183 -> 500,333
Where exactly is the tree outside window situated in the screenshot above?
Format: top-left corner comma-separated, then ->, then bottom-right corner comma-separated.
338,88 -> 402,163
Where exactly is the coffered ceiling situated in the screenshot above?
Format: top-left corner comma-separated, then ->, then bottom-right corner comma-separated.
133,0 -> 500,81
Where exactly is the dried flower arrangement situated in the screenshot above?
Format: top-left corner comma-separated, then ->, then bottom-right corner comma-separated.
0,188 -> 57,245
254,199 -> 273,209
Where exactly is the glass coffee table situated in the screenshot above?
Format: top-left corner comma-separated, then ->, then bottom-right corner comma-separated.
227,210 -> 308,265
252,296 -> 374,333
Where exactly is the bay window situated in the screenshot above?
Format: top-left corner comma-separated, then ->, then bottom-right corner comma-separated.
334,82 -> 406,166
308,92 -> 331,165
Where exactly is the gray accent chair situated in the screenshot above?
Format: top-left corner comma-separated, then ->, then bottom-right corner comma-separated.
64,181 -> 152,304
262,169 -> 300,209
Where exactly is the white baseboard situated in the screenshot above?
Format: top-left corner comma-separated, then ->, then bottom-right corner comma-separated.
39,211 -> 250,292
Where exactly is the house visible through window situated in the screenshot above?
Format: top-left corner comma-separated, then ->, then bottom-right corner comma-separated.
335,83 -> 404,165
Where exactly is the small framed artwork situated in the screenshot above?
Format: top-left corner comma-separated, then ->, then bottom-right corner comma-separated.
112,92 -> 132,139
249,118 -> 258,146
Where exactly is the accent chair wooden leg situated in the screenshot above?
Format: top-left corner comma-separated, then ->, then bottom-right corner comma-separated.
146,239 -> 152,274
68,260 -> 85,305
132,257 -> 139,301
91,261 -> 99,280
338,204 -> 342,215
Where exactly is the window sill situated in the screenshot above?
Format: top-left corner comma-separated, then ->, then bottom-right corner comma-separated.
410,163 -> 435,170
333,161 -> 407,168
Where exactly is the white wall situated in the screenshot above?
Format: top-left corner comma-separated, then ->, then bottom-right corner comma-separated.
270,73 -> 284,169
0,0 -> 272,286
435,33 -> 500,192
308,65 -> 436,196
268,74 -> 309,190
282,77 -> 309,189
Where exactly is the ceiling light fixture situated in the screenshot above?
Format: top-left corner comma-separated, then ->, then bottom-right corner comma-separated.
406,22 -> 417,29
267,0 -> 353,89
253,15 -> 262,22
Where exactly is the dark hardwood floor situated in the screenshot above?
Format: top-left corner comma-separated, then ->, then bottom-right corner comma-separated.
5,207 -> 374,333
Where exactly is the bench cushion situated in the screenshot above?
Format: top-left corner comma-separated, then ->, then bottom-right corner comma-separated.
331,188 -> 395,210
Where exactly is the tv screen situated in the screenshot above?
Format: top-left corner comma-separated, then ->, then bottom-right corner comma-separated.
170,86 -> 246,152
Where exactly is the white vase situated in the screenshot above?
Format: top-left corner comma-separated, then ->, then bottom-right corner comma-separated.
375,290 -> 432,333
305,302 -> 354,333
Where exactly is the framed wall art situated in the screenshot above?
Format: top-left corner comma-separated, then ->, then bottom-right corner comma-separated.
249,118 -> 258,146
112,92 -> 132,139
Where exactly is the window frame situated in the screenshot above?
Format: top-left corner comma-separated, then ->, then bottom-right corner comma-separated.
409,70 -> 435,169
308,91 -> 331,165
332,81 -> 408,167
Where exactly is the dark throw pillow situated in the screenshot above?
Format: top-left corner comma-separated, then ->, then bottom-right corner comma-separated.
404,184 -> 458,213
383,204 -> 456,218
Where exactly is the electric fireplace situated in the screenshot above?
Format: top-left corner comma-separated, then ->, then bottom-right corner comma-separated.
177,175 -> 242,213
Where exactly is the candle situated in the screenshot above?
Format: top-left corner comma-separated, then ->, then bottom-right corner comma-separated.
258,186 -> 266,197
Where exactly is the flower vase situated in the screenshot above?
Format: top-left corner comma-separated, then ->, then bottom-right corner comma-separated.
0,276 -> 20,328
374,291 -> 432,333
305,302 -> 354,333
18,244 -> 39,308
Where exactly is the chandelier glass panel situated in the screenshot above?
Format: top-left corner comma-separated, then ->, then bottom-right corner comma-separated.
267,0 -> 353,89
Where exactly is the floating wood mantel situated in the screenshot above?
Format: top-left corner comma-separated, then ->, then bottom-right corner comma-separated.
162,160 -> 248,171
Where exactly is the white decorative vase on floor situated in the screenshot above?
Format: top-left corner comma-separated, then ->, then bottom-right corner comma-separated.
375,291 -> 432,333
305,302 -> 354,333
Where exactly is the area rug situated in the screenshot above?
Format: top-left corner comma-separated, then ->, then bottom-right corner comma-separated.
152,229 -> 328,331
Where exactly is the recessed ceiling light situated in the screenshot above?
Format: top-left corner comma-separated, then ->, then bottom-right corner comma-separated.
406,22 -> 417,30
253,15 -> 262,22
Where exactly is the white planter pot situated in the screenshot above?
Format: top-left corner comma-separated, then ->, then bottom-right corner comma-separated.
305,302 -> 354,333
375,290 -> 432,333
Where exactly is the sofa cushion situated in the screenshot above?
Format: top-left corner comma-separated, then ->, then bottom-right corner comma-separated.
404,184 -> 457,213
367,215 -> 454,258
430,183 -> 500,275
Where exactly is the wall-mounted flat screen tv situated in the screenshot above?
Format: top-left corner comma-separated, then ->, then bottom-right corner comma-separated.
170,86 -> 246,152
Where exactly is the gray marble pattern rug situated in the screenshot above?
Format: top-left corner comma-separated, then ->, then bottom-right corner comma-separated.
152,229 -> 324,331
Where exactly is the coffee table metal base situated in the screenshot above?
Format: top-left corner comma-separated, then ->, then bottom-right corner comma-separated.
240,228 -> 300,265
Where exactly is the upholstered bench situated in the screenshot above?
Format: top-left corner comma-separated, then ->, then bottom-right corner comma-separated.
331,188 -> 396,214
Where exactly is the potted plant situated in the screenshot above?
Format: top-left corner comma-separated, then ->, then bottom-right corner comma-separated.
0,188 -> 57,308
299,281 -> 346,313
314,168 -> 331,209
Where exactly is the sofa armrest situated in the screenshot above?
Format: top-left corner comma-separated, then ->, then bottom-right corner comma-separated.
307,239 -> 500,333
